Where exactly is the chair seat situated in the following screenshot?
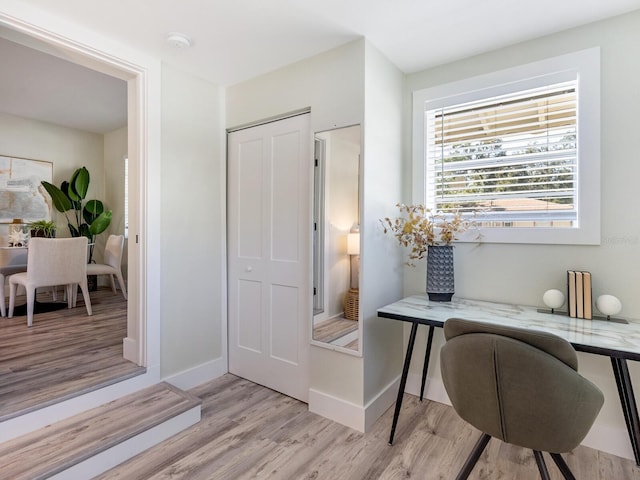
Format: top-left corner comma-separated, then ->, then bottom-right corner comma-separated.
86,264 -> 117,275
85,235 -> 127,300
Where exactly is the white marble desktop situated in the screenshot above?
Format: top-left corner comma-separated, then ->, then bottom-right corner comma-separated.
378,295 -> 640,358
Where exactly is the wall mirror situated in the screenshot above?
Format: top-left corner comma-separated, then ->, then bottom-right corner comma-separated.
312,124 -> 361,355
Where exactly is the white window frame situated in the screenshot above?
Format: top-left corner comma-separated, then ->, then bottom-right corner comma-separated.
413,48 -> 600,245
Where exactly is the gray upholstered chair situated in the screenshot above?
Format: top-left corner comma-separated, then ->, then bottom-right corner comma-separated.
440,318 -> 604,480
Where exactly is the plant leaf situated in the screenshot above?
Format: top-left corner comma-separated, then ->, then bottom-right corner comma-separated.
78,223 -> 91,239
83,199 -> 104,224
70,167 -> 89,201
68,222 -> 80,237
41,181 -> 72,212
89,210 -> 112,236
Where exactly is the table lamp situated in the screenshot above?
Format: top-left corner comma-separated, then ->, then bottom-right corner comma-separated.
344,229 -> 360,321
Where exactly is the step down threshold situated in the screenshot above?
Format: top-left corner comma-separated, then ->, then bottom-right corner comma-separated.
0,382 -> 201,480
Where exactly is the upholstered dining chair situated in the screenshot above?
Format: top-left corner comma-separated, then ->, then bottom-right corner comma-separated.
0,247 -> 28,317
440,318 -> 604,480
8,237 -> 93,327
1,266 -> 27,317
86,234 -> 127,299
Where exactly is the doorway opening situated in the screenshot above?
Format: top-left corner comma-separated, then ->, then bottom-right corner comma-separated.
0,12 -> 157,426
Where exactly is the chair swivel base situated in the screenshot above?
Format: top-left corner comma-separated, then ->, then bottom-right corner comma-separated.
456,433 -> 576,480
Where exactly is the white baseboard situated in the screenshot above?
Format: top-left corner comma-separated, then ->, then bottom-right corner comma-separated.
309,377 -> 400,433
122,337 -> 138,363
364,376 -> 401,431
582,422 -> 634,461
163,357 -> 227,390
50,404 -> 201,480
309,389 -> 366,432
405,371 -> 451,406
405,372 -> 635,461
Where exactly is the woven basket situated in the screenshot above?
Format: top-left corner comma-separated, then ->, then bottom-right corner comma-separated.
344,288 -> 359,321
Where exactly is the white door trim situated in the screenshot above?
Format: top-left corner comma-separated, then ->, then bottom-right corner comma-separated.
0,6 -> 162,371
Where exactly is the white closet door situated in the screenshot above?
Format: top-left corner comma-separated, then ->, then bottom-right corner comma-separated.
227,114 -> 311,402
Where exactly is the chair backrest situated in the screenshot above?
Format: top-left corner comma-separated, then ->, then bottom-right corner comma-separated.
27,237 -> 88,286
441,318 -> 604,454
102,234 -> 124,269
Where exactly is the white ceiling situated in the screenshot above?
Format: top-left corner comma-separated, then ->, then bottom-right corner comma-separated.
3,0 -> 640,133
0,37 -> 127,134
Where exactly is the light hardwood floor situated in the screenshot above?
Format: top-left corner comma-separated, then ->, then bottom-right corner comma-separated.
314,317 -> 359,351
313,317 -> 358,344
98,374 -> 640,480
0,287 -> 143,421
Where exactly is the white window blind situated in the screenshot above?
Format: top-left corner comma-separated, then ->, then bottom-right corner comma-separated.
426,81 -> 577,228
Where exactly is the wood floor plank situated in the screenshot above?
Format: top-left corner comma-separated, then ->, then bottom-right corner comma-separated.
313,317 -> 358,343
97,374 -> 640,480
0,382 -> 199,480
0,288 -> 144,420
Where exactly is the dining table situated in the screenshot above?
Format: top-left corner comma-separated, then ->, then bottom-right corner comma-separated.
0,245 -> 69,316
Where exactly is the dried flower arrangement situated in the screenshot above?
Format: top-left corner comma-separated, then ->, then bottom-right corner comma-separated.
380,204 -> 475,265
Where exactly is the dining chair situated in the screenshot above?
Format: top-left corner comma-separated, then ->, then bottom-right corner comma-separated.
1,267 -> 27,317
0,247 -> 28,317
440,318 -> 604,480
86,234 -> 127,299
8,237 -> 93,327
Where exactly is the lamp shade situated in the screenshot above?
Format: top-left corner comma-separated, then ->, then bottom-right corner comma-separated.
347,232 -> 360,255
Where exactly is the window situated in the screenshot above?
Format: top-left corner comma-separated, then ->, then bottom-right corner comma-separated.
413,48 -> 600,245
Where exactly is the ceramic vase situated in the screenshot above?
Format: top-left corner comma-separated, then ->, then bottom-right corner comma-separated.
426,245 -> 454,302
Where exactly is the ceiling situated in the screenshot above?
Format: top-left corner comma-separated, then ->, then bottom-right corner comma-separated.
2,0 -> 640,133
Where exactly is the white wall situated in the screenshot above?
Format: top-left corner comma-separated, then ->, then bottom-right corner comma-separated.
0,111 -> 104,243
227,39 -> 406,432
227,39 -> 366,407
160,63 -> 226,379
104,126 -> 127,237
103,126 -> 127,271
362,41 -> 404,411
403,10 -> 640,459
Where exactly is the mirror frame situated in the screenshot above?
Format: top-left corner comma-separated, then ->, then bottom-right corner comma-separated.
310,124 -> 362,357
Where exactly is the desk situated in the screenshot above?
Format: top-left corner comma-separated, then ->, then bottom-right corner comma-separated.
378,295 -> 640,465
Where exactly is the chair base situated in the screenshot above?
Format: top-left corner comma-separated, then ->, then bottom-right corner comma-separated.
456,434 -> 577,480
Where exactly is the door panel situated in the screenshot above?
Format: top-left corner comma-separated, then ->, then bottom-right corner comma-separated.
237,279 -> 262,353
228,113 -> 311,402
270,283 -> 299,364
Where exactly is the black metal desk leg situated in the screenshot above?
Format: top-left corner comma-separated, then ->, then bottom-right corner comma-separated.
389,321 -> 419,445
419,325 -> 435,401
611,357 -> 640,466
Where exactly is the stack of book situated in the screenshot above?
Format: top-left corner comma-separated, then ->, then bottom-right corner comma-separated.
567,270 -> 592,319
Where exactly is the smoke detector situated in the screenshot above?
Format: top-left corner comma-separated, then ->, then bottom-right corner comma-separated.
166,32 -> 192,49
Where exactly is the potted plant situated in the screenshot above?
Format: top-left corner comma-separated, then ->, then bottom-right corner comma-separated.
41,166 -> 112,264
381,204 -> 477,301
27,219 -> 57,238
